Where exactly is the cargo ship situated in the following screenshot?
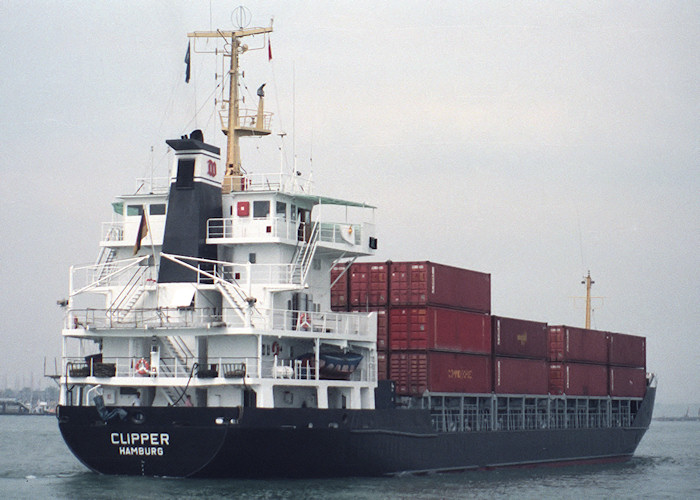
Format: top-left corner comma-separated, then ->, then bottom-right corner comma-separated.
55,17 -> 655,478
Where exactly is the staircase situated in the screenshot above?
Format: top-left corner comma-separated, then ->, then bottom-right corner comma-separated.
156,338 -> 195,406
95,247 -> 117,283
290,221 -> 320,286
216,279 -> 251,324
162,336 -> 194,375
108,267 -> 147,322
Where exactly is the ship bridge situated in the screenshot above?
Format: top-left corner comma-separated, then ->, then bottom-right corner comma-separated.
207,172 -> 377,258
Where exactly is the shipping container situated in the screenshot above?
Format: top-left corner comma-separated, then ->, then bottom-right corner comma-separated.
349,262 -> 389,307
609,366 -> 646,398
389,261 -> 491,313
351,307 -> 388,350
390,351 -> 491,396
608,332 -> 646,368
548,326 -> 608,364
377,351 -> 388,381
389,307 -> 491,354
330,263 -> 348,311
549,363 -> 608,396
492,316 -> 548,359
494,357 -> 549,395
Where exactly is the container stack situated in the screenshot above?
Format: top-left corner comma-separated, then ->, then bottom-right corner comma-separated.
547,326 -> 610,397
331,262 -> 647,399
492,317 -> 549,395
547,327 -> 647,398
331,261 -> 492,394
608,332 -> 646,398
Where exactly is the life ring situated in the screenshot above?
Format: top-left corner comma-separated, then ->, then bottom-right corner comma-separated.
135,358 -> 150,376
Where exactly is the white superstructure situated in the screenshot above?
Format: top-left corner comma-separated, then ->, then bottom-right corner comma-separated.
59,20 -> 379,413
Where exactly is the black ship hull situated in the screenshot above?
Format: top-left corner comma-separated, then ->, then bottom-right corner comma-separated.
57,386 -> 655,478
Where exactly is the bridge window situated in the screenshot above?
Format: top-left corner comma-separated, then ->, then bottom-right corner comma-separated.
276,201 -> 287,219
253,200 -> 270,218
126,205 -> 143,216
149,204 -> 166,215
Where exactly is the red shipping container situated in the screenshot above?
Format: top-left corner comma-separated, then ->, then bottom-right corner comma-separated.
389,307 -> 491,354
389,261 -> 491,313
377,351 -> 388,381
549,363 -> 608,396
492,316 -> 548,359
349,263 -> 389,307
390,351 -> 491,396
351,307 -> 388,349
608,332 -> 646,368
609,366 -> 646,398
494,357 -> 549,395
548,326 -> 608,364
330,264 -> 348,311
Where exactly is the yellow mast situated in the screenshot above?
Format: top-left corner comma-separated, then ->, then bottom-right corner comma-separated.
188,24 -> 273,192
581,271 -> 594,329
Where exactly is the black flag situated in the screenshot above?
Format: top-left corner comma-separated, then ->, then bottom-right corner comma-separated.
185,42 -> 191,83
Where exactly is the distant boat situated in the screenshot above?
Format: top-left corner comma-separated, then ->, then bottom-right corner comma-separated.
0,398 -> 31,415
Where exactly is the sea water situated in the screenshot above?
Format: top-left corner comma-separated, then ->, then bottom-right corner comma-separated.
1,415 -> 698,499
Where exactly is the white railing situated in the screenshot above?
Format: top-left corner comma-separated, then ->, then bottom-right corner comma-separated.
202,262 -> 295,286
265,309 -> 376,338
65,307 -> 376,340
219,108 -> 273,132
227,172 -> 314,193
65,356 -> 192,379
70,256 -> 154,296
100,218 -> 165,246
134,177 -> 170,195
66,307 -> 221,330
207,218 -> 372,249
64,354 -> 375,383
208,216 -> 296,240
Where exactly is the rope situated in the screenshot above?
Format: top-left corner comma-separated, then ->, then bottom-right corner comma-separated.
170,362 -> 198,407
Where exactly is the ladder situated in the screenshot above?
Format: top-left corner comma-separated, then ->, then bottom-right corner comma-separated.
290,221 -> 319,286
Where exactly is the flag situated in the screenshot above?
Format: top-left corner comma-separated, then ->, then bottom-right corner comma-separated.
133,213 -> 149,255
185,42 -> 191,83
268,38 -> 272,61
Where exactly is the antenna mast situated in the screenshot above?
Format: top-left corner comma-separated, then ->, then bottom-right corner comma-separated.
582,271 -> 595,329
188,8 -> 273,193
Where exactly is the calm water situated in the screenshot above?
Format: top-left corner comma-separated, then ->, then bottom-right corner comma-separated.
0,416 -> 698,499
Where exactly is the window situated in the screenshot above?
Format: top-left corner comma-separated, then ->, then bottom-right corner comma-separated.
176,159 -> 195,189
276,201 -> 287,219
149,204 -> 166,215
248,253 -> 256,264
253,200 -> 270,218
291,204 -> 297,221
126,205 -> 143,216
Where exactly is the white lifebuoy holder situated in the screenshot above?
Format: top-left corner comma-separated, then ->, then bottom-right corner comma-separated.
135,358 -> 150,376
298,313 -> 312,331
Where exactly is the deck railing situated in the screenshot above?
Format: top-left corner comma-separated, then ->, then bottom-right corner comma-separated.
65,307 -> 376,340
63,353 -> 377,383
207,218 -> 370,248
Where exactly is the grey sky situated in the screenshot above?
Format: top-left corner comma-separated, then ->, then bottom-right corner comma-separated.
0,1 -> 697,404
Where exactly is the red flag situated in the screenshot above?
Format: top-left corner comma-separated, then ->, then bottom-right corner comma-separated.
268,38 -> 272,61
